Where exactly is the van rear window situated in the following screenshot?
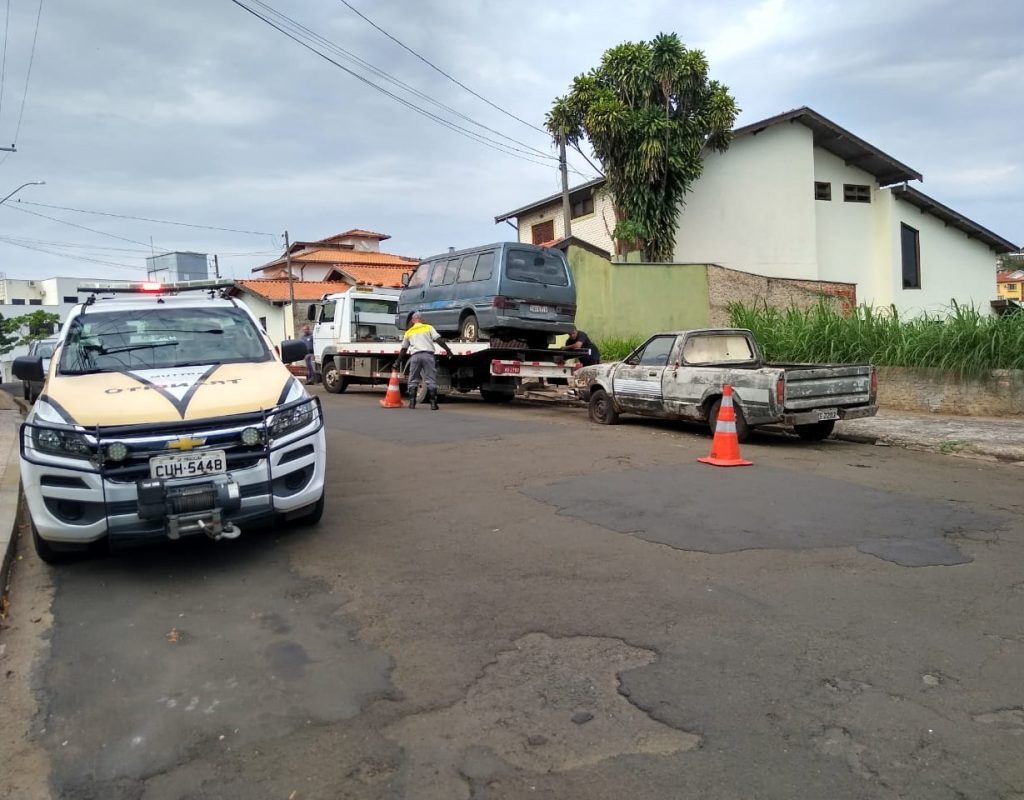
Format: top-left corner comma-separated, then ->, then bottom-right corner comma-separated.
505,250 -> 568,286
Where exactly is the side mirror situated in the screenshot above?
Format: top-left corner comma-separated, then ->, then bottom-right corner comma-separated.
12,356 -> 44,382
401,273 -> 410,288
279,339 -> 307,364
306,304 -> 318,321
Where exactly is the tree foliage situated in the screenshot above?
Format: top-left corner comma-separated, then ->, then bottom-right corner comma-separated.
0,310 -> 61,355
546,33 -> 738,262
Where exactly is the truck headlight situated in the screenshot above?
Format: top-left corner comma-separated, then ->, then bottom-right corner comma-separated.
32,426 -> 94,459
269,400 -> 315,438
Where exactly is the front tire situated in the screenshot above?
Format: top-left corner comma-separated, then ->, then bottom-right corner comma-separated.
708,398 -> 750,443
31,520 -> 91,564
588,389 -> 619,425
322,362 -> 348,394
292,491 -> 325,527
794,420 -> 836,441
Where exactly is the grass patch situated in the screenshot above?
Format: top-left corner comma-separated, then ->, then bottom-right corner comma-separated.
595,335 -> 645,362
728,300 -> 1024,378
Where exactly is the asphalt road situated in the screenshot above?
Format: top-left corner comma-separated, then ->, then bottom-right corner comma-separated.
2,387 -> 1023,800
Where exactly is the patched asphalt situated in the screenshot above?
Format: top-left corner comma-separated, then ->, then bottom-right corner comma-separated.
523,462 -> 1006,566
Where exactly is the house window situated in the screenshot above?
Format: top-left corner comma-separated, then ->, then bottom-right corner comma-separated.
29,299 -> 42,305
531,219 -> 554,245
901,223 -> 920,289
1005,283 -> 1018,291
844,184 -> 871,203
570,195 -> 595,219
259,316 -> 268,331
814,182 -> 832,201
62,295 -> 78,303
11,298 -> 24,305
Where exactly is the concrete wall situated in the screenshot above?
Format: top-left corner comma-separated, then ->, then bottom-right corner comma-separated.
564,246 -> 710,340
878,367 -> 1024,416
673,123 -> 819,279
517,191 -> 617,253
706,265 -> 856,327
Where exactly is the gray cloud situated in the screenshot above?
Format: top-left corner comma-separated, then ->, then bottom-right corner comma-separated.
0,0 -> 1018,282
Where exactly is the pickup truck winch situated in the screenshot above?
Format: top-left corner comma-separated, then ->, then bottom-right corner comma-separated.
574,327 -> 877,441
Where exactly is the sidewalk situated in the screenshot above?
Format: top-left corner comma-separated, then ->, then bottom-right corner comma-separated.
835,408 -> 1024,463
0,391 -> 24,600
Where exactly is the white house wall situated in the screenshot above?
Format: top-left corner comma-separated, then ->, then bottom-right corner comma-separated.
673,123 -> 819,279
234,294 -> 291,344
887,196 -> 999,316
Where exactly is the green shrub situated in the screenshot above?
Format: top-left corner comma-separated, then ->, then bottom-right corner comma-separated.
727,299 -> 1024,377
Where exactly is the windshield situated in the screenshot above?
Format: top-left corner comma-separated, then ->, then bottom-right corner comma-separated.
58,307 -> 271,375
505,249 -> 569,286
35,341 -> 57,358
352,298 -> 400,341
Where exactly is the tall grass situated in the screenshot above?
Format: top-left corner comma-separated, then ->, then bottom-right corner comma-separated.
728,300 -> 1024,377
594,335 -> 645,362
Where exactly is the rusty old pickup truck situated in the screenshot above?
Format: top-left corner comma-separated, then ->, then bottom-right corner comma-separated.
574,328 -> 877,441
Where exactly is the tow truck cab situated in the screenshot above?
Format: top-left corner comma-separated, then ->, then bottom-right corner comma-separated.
13,279 -> 327,563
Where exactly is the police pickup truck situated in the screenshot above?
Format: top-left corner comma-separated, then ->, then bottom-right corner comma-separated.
575,328 -> 877,441
11,280 -> 326,562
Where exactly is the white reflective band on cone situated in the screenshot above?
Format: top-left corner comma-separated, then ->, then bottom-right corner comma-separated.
716,420 -> 737,434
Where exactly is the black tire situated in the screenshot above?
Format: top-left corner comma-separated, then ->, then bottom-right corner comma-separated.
707,398 -> 750,443
794,420 -> 836,441
322,362 -> 348,394
459,314 -> 480,342
31,520 -> 91,564
480,388 -> 513,403
588,389 -> 619,425
293,491 -> 325,527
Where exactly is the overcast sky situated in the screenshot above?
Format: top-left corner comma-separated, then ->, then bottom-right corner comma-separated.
0,0 -> 1019,280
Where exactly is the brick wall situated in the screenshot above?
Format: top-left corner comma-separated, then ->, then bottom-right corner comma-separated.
877,367 -> 1024,417
706,264 -> 856,326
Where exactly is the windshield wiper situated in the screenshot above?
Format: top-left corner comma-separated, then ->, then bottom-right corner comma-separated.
83,341 -> 179,356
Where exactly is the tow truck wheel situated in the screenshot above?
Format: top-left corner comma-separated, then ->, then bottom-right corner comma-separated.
459,314 -> 480,342
794,420 -> 836,441
708,398 -> 750,443
480,388 -> 513,403
322,362 -> 348,394
588,389 -> 619,425
31,520 -> 91,564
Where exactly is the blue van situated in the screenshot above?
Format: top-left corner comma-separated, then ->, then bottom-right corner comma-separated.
398,242 -> 576,347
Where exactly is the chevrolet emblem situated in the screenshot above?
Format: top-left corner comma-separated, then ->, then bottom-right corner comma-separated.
167,436 -> 206,451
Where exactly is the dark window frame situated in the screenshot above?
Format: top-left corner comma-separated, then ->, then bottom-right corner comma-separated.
531,219 -> 555,245
11,298 -> 25,305
844,184 -> 871,203
814,181 -> 832,201
570,195 -> 595,219
62,295 -> 78,303
900,223 -> 921,290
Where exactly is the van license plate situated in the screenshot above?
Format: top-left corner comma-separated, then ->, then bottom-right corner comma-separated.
529,305 -> 549,313
817,408 -> 839,421
150,450 -> 227,479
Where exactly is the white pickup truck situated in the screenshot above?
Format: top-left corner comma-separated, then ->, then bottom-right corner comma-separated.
574,328 -> 877,441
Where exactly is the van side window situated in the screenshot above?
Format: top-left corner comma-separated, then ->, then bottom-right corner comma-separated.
441,258 -> 459,285
473,251 -> 495,281
456,254 -> 477,283
429,260 -> 448,287
407,263 -> 430,289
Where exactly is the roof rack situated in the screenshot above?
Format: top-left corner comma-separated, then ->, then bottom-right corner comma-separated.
77,279 -> 236,295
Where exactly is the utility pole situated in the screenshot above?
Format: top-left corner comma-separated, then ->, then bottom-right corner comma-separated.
284,230 -> 295,338
212,254 -> 220,279
558,132 -> 572,239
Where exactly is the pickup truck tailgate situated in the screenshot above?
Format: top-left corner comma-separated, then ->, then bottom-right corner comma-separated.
780,364 -> 874,410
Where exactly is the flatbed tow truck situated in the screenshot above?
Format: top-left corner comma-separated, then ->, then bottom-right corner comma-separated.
309,287 -> 586,403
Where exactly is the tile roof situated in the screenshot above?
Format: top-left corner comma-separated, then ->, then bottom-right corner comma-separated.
338,266 -> 407,287
233,280 -> 353,302
997,270 -> 1024,282
334,228 -> 390,240
253,247 -> 418,272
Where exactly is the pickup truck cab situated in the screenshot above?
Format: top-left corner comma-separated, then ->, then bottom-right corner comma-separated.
11,280 -> 326,562
575,328 -> 877,441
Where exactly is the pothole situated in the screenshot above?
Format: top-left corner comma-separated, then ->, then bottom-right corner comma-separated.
388,632 -> 700,799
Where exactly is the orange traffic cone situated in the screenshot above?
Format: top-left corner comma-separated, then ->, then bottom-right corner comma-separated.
698,384 -> 752,467
380,367 -> 405,408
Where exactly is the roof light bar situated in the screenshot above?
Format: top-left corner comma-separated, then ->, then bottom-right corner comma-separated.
77,279 -> 237,295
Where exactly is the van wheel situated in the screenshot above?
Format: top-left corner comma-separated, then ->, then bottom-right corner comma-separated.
707,398 -> 750,443
31,520 -> 91,564
480,389 -> 513,403
323,362 -> 348,394
459,314 -> 480,342
794,420 -> 836,441
589,389 -> 619,425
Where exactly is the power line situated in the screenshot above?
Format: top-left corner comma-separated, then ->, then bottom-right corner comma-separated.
227,0 -> 569,171
0,235 -> 153,254
16,199 -> 278,237
337,0 -> 547,137
6,0 -> 45,152
247,0 -> 558,163
0,0 -> 9,125
0,236 -> 148,271
2,202 -> 170,250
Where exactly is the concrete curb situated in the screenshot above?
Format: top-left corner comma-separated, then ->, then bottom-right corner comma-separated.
833,429 -> 1024,464
0,410 -> 24,605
